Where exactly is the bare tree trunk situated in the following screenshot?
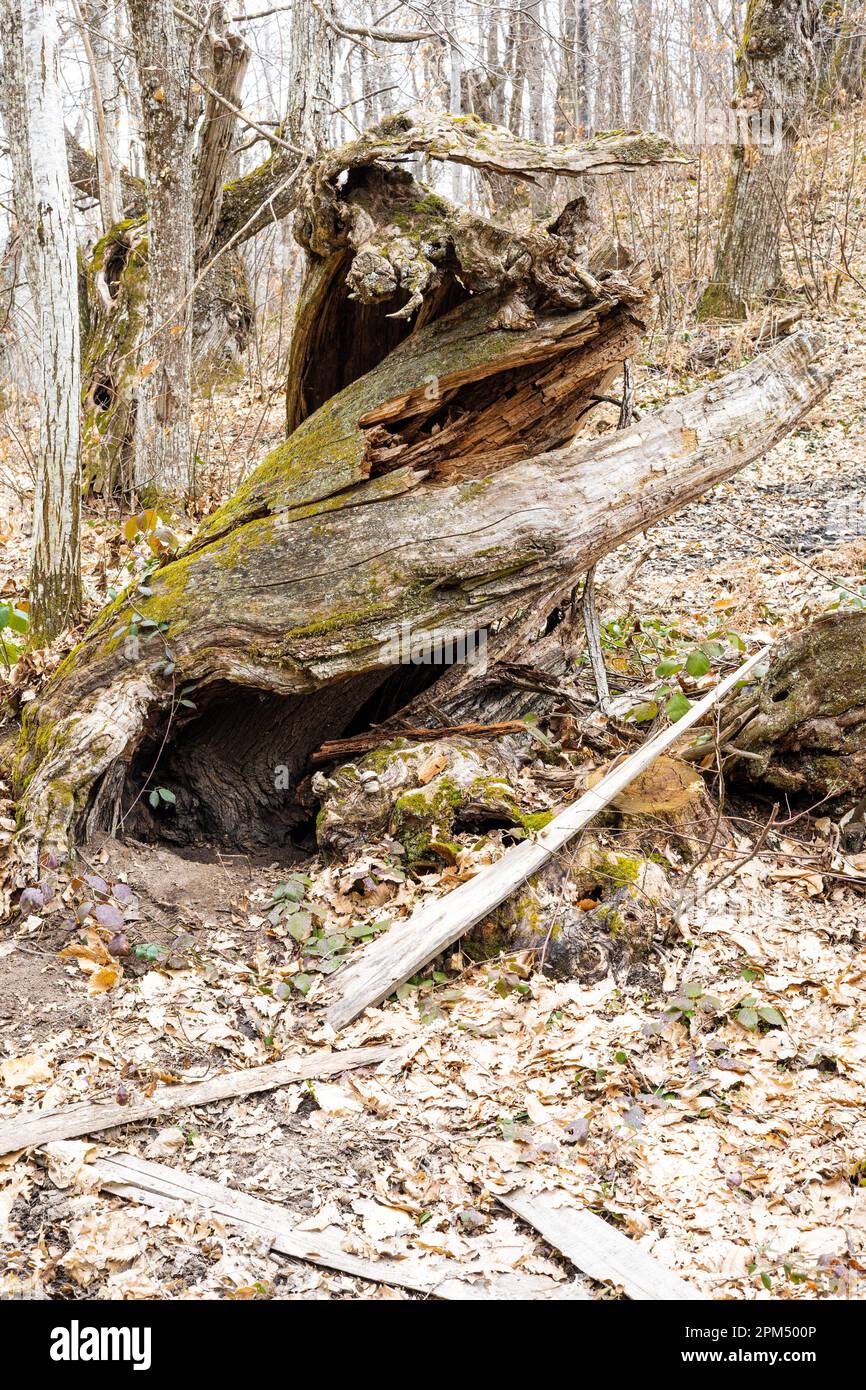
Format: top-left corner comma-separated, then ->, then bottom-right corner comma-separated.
1,0 -> 82,645
599,0 -> 625,125
699,0 -> 816,319
630,0 -> 654,126
127,0 -> 197,500
447,0 -> 464,201
508,0 -> 529,134
555,0 -> 591,138
816,0 -> 866,104
77,0 -> 123,230
576,0 -> 591,129
526,0 -> 545,142
286,0 -> 335,151
193,5 -> 249,254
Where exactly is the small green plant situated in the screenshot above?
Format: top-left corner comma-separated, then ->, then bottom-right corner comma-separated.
664,982 -> 723,1025
827,567 -> 866,612
0,599 -> 29,671
736,997 -> 785,1031
590,611 -> 748,725
269,875 -> 387,989
148,786 -> 176,811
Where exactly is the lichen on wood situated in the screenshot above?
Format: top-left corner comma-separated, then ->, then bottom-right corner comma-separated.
724,609 -> 866,799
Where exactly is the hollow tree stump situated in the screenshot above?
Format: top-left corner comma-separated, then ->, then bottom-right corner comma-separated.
10,117 -> 829,876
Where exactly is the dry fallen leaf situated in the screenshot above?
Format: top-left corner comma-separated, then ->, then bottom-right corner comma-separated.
0,1054 -> 53,1088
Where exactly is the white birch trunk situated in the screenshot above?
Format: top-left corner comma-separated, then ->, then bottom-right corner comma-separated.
2,0 -> 82,643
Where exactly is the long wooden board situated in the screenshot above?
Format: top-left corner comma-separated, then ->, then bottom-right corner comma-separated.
323,651 -> 767,1030
0,1045 -> 397,1157
502,1187 -> 707,1300
92,1152 -> 588,1301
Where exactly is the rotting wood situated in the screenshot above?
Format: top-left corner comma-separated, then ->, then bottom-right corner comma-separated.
14,332 -> 826,871
0,1044 -> 398,1158
89,1152 -> 589,1300
322,650 -> 767,1031
500,1187 -> 707,1300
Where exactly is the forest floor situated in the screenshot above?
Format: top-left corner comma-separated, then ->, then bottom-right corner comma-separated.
1,294 -> 866,1300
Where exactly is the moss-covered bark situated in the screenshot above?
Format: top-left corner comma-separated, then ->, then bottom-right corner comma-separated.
10,115 -> 826,873
80,224 -> 254,496
724,609 -> 866,799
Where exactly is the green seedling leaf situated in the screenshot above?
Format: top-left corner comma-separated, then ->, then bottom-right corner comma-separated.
685,650 -> 711,677
134,943 -> 166,963
628,700 -> 658,723
655,657 -> 683,677
758,1005 -> 785,1028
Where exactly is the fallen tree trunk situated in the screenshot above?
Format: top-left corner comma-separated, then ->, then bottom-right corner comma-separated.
12,326 -> 827,874
10,113 -> 827,873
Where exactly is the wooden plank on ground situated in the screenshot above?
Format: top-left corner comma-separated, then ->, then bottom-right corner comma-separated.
93,1153 -> 588,1301
0,1045 -> 398,1157
323,651 -> 767,1030
501,1187 -> 707,1300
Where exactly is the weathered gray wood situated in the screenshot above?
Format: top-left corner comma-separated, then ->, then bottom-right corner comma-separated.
323,651 -> 767,1030
502,1187 -> 707,1300
0,1045 -> 397,1157
93,1152 -> 589,1300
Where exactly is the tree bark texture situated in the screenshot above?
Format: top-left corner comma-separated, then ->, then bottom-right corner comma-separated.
724,609 -> 866,799
1,0 -> 83,644
699,0 -> 816,318
127,0 -> 197,497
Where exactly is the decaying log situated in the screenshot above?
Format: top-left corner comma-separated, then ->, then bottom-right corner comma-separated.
465,841 -> 671,987
312,735 -> 551,863
13,320 -> 826,873
723,609 -> 866,800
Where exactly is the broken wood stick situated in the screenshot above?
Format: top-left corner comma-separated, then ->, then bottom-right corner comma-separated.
312,720 -> 532,763
579,565 -> 611,710
323,650 -> 767,1031
0,1045 -> 398,1157
91,1153 -> 588,1300
501,1187 -> 707,1300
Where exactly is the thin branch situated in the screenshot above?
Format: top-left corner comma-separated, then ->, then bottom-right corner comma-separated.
310,0 -> 440,43
191,69 -> 304,155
